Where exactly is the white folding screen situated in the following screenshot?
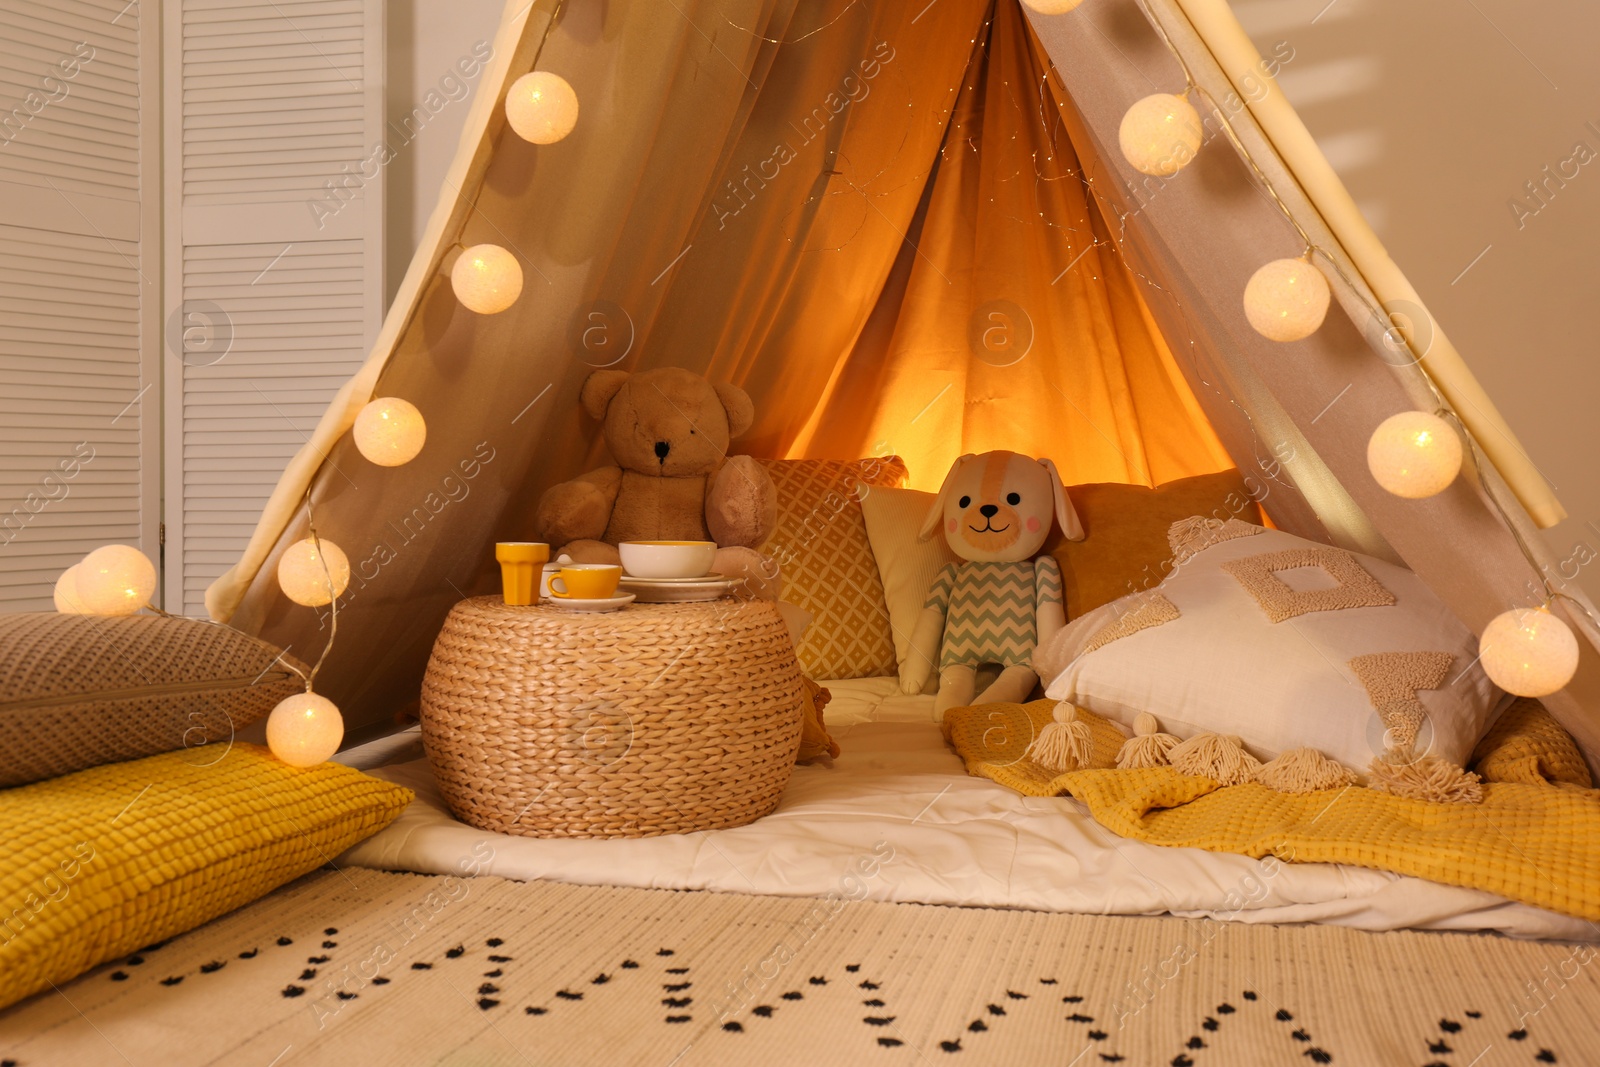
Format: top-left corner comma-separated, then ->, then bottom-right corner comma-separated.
162,0 -> 385,614
0,0 -> 161,611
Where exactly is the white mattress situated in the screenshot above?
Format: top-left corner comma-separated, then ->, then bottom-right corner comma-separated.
337,678 -> 1595,940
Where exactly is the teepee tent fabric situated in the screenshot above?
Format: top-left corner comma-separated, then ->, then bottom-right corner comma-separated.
205,0 -> 1599,768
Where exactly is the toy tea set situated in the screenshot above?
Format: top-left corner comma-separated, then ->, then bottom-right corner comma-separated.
494,539 -> 735,612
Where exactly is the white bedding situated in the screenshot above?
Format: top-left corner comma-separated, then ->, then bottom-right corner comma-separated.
338,678 -> 1596,941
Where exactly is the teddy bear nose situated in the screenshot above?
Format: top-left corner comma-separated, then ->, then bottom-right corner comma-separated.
980,504 -> 999,518
654,441 -> 670,461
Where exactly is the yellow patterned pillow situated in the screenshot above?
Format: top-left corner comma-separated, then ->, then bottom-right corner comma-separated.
0,744 -> 412,1010
757,457 -> 907,679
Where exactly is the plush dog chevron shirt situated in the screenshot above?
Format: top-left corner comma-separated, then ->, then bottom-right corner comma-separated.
925,557 -> 1063,668
904,451 -> 1084,715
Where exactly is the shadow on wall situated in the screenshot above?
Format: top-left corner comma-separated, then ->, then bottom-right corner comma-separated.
1233,0 -> 1600,606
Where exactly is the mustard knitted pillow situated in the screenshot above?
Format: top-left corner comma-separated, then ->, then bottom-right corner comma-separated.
0,744 -> 412,1010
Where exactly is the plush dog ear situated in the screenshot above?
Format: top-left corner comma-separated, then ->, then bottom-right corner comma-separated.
712,381 -> 755,438
919,454 -> 976,542
580,370 -> 629,421
1038,457 -> 1084,542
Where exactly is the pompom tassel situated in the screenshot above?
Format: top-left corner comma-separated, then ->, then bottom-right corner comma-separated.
1253,747 -> 1357,793
1368,750 -> 1483,804
1027,703 -> 1094,772
1116,711 -> 1180,770
1168,732 -> 1262,785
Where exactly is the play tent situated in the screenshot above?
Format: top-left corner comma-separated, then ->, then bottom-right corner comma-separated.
204,0 -> 1600,766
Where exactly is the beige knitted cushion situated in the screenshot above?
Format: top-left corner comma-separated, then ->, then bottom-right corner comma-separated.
756,457 -> 907,679
0,612 -> 307,786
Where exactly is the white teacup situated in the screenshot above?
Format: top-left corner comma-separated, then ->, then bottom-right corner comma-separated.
619,540 -> 717,579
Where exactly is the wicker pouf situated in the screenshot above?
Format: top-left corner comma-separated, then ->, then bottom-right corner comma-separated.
419,596 -> 806,838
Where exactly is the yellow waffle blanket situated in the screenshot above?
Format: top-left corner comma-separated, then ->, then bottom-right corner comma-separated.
943,698 -> 1600,921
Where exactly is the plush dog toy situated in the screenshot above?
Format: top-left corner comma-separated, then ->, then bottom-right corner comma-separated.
535,367 -> 779,596
903,451 -> 1084,715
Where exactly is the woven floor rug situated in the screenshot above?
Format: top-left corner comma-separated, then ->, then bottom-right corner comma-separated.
2,867 -> 1596,1066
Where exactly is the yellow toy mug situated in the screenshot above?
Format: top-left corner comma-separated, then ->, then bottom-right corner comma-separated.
549,563 -> 622,600
495,542 -> 549,606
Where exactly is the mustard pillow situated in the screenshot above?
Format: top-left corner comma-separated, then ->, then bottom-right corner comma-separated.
1045,470 -> 1262,619
756,457 -> 907,679
0,744 -> 412,1010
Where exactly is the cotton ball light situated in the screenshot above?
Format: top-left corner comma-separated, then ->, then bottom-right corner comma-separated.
75,545 -> 156,615
505,72 -> 578,145
1243,257 -> 1331,342
354,397 -> 426,467
1118,92 -> 1203,177
1020,0 -> 1086,12
1479,607 -> 1579,698
277,538 -> 351,607
266,691 -> 345,767
53,564 -> 91,614
450,244 -> 523,314
1366,411 -> 1462,499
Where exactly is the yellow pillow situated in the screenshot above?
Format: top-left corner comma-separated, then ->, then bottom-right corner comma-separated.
0,744 -> 412,1010
1045,470 -> 1263,618
860,485 -> 961,692
757,457 -> 907,679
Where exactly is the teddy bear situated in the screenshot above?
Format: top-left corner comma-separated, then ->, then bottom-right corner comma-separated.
902,450 -> 1084,716
535,367 -> 780,596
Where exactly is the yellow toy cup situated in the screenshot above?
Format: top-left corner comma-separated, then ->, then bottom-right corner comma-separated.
549,563 -> 622,600
496,542 -> 550,606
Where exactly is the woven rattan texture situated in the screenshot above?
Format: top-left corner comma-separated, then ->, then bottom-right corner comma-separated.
0,743 -> 412,1010
0,613 -> 308,786
420,597 -> 806,838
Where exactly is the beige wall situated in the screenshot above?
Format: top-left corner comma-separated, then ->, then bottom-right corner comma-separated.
1235,0 -> 1600,603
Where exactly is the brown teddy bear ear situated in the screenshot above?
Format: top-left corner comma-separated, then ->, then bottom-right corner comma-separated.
580,370 -> 630,421
713,381 -> 755,438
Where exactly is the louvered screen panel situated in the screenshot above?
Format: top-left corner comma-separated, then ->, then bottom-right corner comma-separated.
164,0 -> 383,615
0,0 -> 157,611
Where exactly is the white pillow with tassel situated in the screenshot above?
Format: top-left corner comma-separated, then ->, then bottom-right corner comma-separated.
1037,518 -> 1506,796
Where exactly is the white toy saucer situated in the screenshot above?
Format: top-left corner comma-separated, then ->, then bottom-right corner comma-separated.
545,592 -> 636,613
620,577 -> 735,603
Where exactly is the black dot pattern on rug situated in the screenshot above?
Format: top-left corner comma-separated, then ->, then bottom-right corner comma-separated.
486,938 -> 503,947
488,954 -> 512,963
483,969 -> 502,979
663,997 -> 691,1008
1430,1040 -> 1452,1054
1006,990 -> 1028,1000
1536,1051 -> 1557,1063
299,969 -> 317,981
160,977 -> 182,987
478,983 -> 499,996
126,955 -> 144,966
1243,992 -> 1257,1001
809,976 -> 828,986
1305,1051 -> 1331,1065
939,1039 -> 961,1053
1100,1056 -> 1124,1063
281,985 -> 303,998
1509,1030 -> 1529,1041
477,998 -> 498,1010
753,1005 -> 774,1018
1172,1054 -> 1193,1067
199,961 -> 224,974
622,960 -> 639,969
335,992 -> 356,1002
665,967 -> 689,975
1088,1030 -> 1107,1041
863,998 -> 884,1007
307,955 -> 329,965
723,1021 -> 742,1032
321,941 -> 337,949
846,964 -> 860,972
445,945 -> 465,959
1439,1019 -> 1461,1033
1186,1037 -> 1205,1049
1040,978 -> 1057,985
1217,1003 -> 1235,1014
411,962 -> 431,970
277,937 -> 292,947
657,948 -> 674,956
372,977 -> 389,986
1292,1029 -> 1311,1043
1275,1009 -> 1293,1022
556,990 -> 582,1000
665,1015 -> 690,1024
986,1003 -> 1005,1017
1068,1013 -> 1093,1024
878,1038 -> 903,1048
860,980 -> 880,990
781,991 -> 803,1001
526,1007 -> 546,1016
968,1019 -> 987,1033
592,973 -> 610,985
324,928 -> 338,936
1466,1010 -> 1481,1019
664,982 -> 691,993
238,948 -> 257,959
110,971 -> 127,981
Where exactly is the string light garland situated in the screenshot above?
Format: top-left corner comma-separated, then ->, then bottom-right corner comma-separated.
450,243 -> 523,314
1243,255 -> 1331,342
267,495 -> 345,766
354,397 -> 427,467
1366,410 -> 1462,499
53,565 -> 89,614
277,537 -> 351,608
505,71 -> 579,145
1118,92 -> 1202,177
1479,606 -> 1580,698
74,545 -> 157,616
1086,0 -> 1600,684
